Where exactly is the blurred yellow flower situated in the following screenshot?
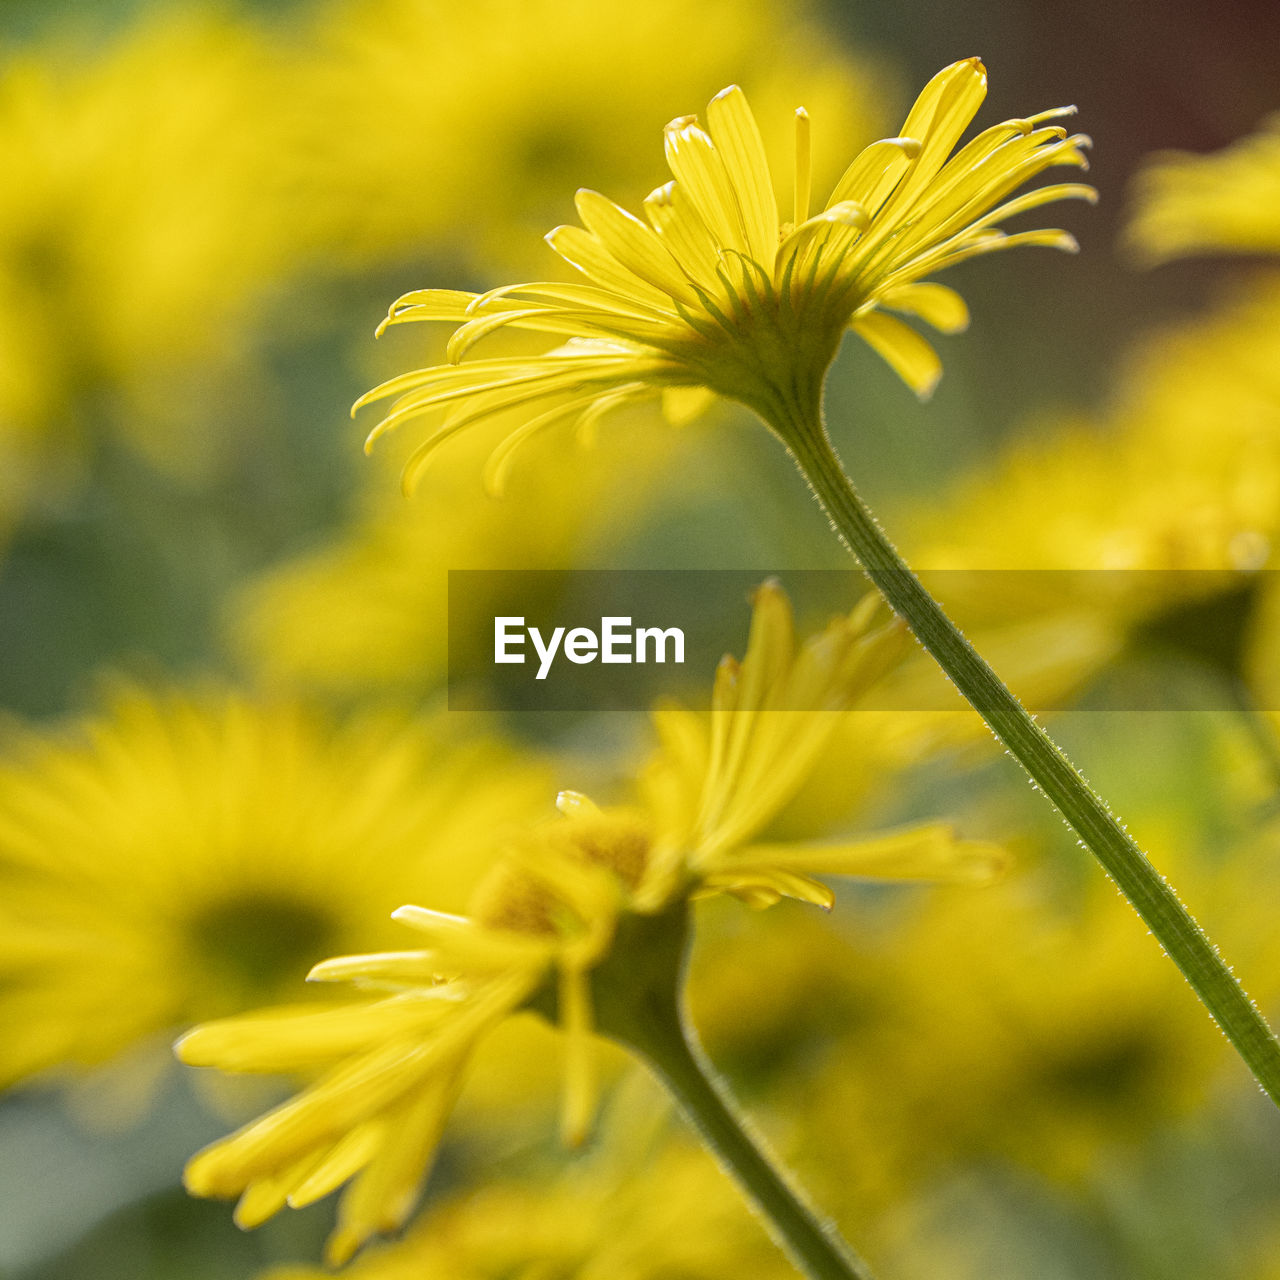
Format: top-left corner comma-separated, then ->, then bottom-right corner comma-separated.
0,686 -> 547,1090
1123,112 -> 1280,717
881,114 -> 1280,725
294,0 -> 895,272
0,0 -> 887,526
178,582 -> 1004,1263
264,1075 -> 794,1280
807,844 -> 1252,1193
357,60 -> 1093,493
0,14 -> 290,486
1128,114 -> 1280,262
231,417 -> 682,697
900,275 -> 1280,716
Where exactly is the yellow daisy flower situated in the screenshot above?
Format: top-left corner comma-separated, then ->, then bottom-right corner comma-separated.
355,59 -> 1093,493
1128,114 -> 1280,262
177,583 -> 1005,1264
0,686 -> 547,1091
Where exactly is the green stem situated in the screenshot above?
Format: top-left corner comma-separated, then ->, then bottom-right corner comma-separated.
622,992 -> 874,1280
591,907 -> 876,1280
777,399 -> 1280,1108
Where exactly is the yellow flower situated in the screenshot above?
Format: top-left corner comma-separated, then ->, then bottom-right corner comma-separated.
805,841 -> 1255,1195
356,60 -> 1093,494
177,583 -> 1005,1263
264,1073 -> 796,1280
293,0 -> 894,272
0,14 -> 292,485
0,0 -> 880,522
1123,117 -> 1280,714
0,686 -> 547,1091
1128,114 -> 1280,262
885,227 -> 1280,723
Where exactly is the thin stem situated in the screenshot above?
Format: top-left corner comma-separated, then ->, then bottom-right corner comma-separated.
590,906 -> 875,1280
619,991 -> 876,1280
778,399 -> 1280,1108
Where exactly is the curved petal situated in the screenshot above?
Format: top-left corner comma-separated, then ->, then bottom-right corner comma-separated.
851,310 -> 943,398
880,281 -> 970,334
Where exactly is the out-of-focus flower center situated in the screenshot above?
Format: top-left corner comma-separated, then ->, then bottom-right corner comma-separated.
470,811 -> 654,937
561,811 -> 652,889
184,891 -> 339,1014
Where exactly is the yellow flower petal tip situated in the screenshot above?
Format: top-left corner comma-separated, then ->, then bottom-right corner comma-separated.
952,839 -> 1013,885
356,65 -> 1094,489
171,1030 -> 202,1065
182,1150 -> 228,1200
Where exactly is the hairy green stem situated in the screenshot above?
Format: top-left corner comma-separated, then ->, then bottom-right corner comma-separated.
776,399 -> 1280,1107
592,907 -> 876,1280
622,992 -> 874,1280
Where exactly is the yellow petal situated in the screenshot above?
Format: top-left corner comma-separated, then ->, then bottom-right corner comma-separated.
288,1122 -> 384,1209
910,226 -> 1080,281
233,1154 -> 319,1229
850,310 -> 943,399
700,867 -> 835,910
482,395 -> 600,498
662,385 -> 714,425
326,1074 -> 462,1266
706,85 -> 779,268
880,282 -> 970,334
546,224 -> 678,312
574,189 -> 698,304
391,905 -> 556,969
574,381 -> 651,445
663,115 -> 748,256
174,999 -> 435,1073
740,821 -> 1009,885
557,963 -> 597,1147
888,57 -> 989,212
374,288 -> 478,337
306,951 -> 451,989
827,136 -> 920,215
644,179 -> 724,294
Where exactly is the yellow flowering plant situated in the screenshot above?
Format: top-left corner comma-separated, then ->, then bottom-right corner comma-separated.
356,60 -> 1091,493
178,583 -> 1004,1277
0,687 -> 547,1093
353,60 -> 1280,1116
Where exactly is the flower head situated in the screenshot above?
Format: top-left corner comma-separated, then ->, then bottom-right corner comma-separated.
356,60 -> 1093,493
0,687 -> 546,1091
177,583 -> 1005,1263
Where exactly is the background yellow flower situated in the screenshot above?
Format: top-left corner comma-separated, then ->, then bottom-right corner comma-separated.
0,687 -> 548,1087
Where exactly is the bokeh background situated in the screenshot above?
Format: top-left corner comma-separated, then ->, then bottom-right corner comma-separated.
2,1 -> 1280,1278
